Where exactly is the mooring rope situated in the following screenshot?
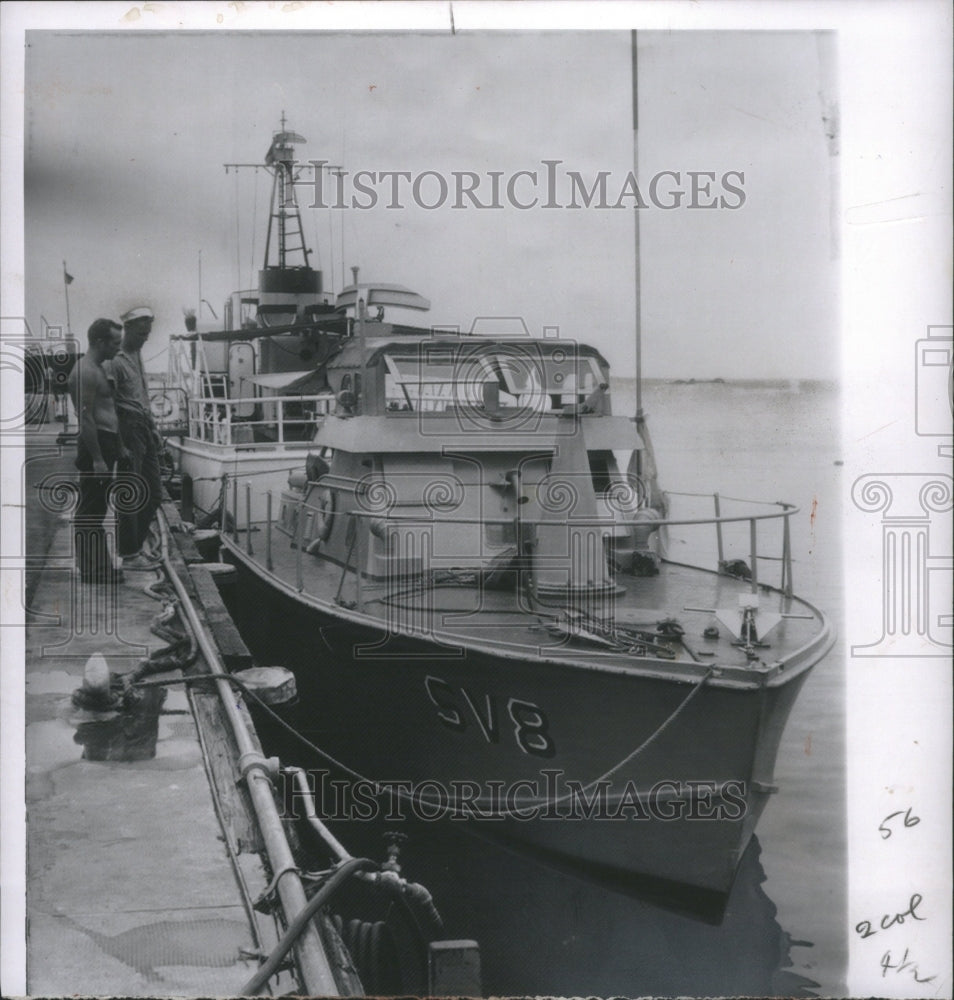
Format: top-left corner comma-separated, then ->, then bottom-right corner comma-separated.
134,664 -> 716,820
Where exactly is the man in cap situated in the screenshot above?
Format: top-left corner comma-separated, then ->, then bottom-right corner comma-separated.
110,305 -> 163,568
67,318 -> 126,584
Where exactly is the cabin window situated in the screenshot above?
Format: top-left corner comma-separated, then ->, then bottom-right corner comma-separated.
381,349 -> 608,414
543,355 -> 608,409
384,354 -> 467,412
336,372 -> 359,415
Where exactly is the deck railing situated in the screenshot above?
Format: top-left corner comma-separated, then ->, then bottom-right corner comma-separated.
185,393 -> 333,446
222,475 -> 799,600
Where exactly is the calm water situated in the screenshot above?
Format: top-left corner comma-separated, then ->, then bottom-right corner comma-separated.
636,380 -> 846,996
244,380 -> 846,997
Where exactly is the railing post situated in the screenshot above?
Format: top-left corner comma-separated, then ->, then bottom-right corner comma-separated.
245,481 -> 254,556
356,518 -> 364,613
295,501 -> 304,592
231,472 -> 238,540
749,517 -> 758,594
266,490 -> 274,572
714,492 -> 725,565
220,474 -> 228,533
782,510 -> 793,597
278,399 -> 284,444
335,516 -> 358,606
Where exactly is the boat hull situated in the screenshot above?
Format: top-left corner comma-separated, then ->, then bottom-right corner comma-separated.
219,536 -> 823,899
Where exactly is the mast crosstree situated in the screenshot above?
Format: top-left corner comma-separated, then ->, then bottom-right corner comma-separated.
224,116 -> 326,329
263,116 -> 312,272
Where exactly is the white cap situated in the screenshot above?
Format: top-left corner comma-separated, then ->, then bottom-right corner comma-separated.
121,306 -> 154,323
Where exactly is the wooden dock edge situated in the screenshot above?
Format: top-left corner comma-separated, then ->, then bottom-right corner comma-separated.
160,500 -> 297,984
161,500 -> 263,853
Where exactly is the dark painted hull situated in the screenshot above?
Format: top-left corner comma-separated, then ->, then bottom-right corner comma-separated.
220,537 -> 821,898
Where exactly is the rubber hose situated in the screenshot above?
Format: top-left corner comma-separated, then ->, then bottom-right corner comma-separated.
239,856 -> 377,996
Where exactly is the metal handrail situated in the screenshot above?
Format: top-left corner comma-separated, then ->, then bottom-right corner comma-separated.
188,392 -> 334,408
328,504 -> 793,596
296,482 -> 798,530
225,471 -> 799,598
340,508 -> 795,529
186,393 -> 334,446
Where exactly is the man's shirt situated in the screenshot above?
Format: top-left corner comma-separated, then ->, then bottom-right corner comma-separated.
107,349 -> 152,419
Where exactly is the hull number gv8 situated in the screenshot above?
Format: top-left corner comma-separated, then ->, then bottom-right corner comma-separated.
424,675 -> 555,758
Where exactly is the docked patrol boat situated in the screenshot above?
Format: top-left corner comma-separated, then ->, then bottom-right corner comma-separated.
212,294 -> 834,901
166,121 -> 833,902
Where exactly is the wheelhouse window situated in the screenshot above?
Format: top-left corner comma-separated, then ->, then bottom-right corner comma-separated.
382,347 -> 608,413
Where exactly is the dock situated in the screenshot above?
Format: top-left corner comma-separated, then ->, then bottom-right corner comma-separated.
21,429 -> 480,998
23,432 -> 297,996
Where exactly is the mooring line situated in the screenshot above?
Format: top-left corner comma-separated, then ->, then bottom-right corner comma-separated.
136,664 -> 716,820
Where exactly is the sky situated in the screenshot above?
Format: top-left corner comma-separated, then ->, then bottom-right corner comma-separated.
23,29 -> 837,381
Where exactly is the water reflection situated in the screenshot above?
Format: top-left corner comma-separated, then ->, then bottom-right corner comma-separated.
428,830 -> 819,998
284,800 -> 817,997
73,686 -> 167,762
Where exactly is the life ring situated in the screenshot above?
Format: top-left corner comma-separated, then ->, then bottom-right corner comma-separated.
150,392 -> 177,422
307,483 -> 335,548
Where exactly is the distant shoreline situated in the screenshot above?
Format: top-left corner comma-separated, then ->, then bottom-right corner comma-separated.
620,376 -> 840,391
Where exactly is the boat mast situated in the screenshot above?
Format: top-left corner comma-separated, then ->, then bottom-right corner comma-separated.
223,115 -> 326,331
632,30 -> 643,424
263,111 -> 312,272
627,32 -> 666,517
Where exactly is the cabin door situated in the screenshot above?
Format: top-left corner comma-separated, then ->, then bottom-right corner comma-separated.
228,342 -> 255,417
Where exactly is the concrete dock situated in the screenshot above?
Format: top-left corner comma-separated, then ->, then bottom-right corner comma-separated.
15,430 -> 480,999
22,433 -> 282,996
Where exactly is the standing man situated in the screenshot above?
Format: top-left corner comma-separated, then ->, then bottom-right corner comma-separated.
67,318 -> 125,584
111,306 -> 163,569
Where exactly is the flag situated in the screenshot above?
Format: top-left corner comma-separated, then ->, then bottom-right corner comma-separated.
64,269 -> 74,285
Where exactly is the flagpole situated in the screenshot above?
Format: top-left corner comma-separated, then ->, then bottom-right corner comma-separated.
63,261 -> 72,336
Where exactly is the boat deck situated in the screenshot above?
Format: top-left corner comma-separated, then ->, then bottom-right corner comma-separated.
231,518 -> 827,681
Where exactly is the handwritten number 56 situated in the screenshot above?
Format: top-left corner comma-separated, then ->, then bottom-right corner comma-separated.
879,807 -> 920,839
